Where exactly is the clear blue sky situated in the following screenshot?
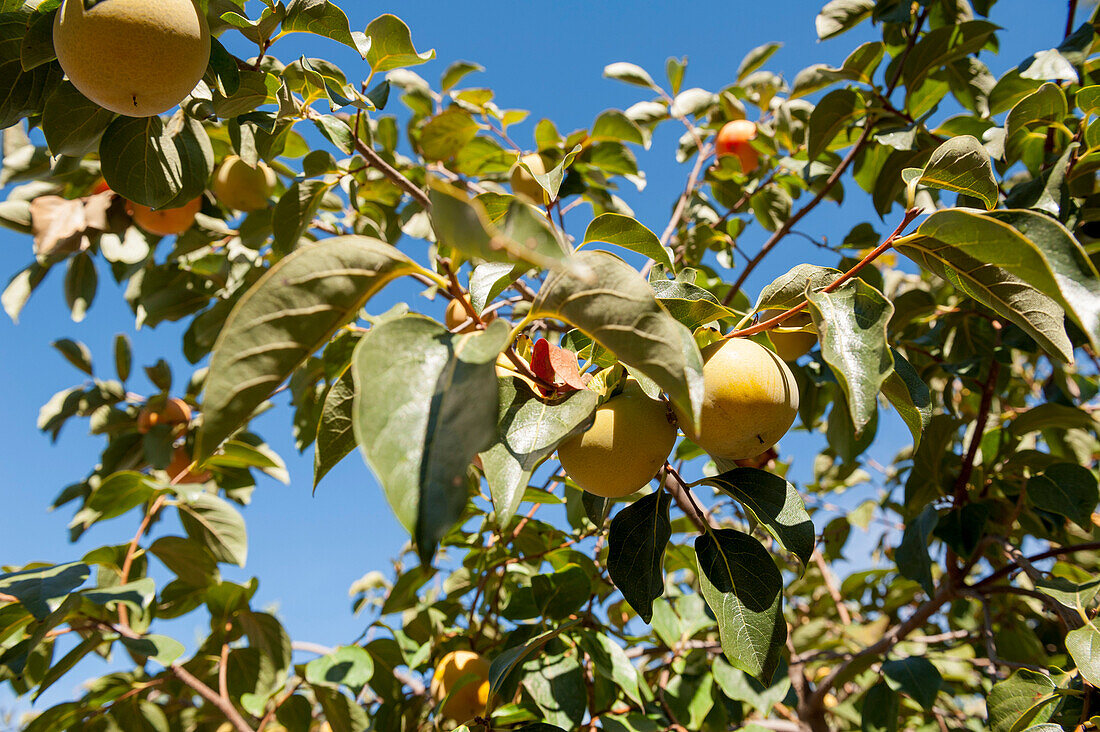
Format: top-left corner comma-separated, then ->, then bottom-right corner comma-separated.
0,0 -> 1064,721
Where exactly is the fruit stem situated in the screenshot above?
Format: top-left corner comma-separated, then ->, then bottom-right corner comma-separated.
724,207 -> 921,339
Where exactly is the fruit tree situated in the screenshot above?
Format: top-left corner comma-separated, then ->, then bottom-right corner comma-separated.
2,0 -> 1100,731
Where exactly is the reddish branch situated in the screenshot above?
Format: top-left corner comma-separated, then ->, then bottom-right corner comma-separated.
721,2 -> 932,307
725,208 -> 920,339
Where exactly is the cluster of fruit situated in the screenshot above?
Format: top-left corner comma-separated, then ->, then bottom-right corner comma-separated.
136,396 -> 208,484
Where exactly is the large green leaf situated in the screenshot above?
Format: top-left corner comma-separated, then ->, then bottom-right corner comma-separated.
352,316 -> 508,563
807,278 -> 894,435
895,505 -> 938,595
807,88 -> 864,163
894,209 -> 1075,363
197,237 -> 417,458
882,656 -> 941,711
700,468 -> 814,569
901,135 -> 997,209
860,681 -> 899,732
488,620 -> 579,701
429,182 -> 570,271
99,115 -> 213,210
988,669 -> 1058,732
1066,624 -> 1100,687
177,493 -> 248,567
606,491 -> 672,623
479,377 -> 597,526
531,251 -> 704,429
1027,463 -> 1098,530
815,0 -> 874,40
282,0 -> 370,57
313,367 -> 356,489
41,82 -> 115,157
754,264 -> 841,311
364,14 -> 434,73
880,348 -> 932,448
582,213 -> 672,271
0,563 -> 89,620
0,11 -> 61,130
575,629 -> 644,707
695,529 -> 785,683
986,209 -> 1100,353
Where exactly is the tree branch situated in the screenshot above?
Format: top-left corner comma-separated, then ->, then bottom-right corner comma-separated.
663,464 -> 711,533
726,208 -> 920,338
171,663 -> 256,732
953,358 -> 1000,506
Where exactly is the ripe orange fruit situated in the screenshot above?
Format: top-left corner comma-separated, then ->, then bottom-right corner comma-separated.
715,119 -> 759,173
166,446 -> 210,484
137,397 -> 192,434
126,197 -> 202,237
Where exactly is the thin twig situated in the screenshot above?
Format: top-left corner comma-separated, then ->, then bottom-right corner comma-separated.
953,358 -> 1000,506
813,550 -> 854,624
726,208 -> 920,338
171,664 -> 256,732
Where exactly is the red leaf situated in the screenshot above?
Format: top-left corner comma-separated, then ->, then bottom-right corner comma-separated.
530,338 -> 586,395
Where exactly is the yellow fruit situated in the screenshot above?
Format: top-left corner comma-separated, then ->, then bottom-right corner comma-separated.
213,156 -> 277,212
674,338 -> 798,460
126,197 -> 202,237
510,153 -> 547,203
558,381 -> 677,498
430,650 -> 491,723
764,309 -> 818,362
53,0 -> 210,117
444,296 -> 494,333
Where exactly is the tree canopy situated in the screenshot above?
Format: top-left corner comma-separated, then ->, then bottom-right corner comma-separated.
2,0 -> 1100,730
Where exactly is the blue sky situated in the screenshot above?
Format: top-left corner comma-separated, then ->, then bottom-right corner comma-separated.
0,0 -> 1065,721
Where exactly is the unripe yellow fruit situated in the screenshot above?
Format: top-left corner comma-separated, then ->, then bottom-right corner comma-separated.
558,382 -> 676,498
430,650 -> 491,723
213,156 -> 277,212
510,153 -> 547,203
674,338 -> 798,460
764,309 -> 818,362
53,0 -> 210,117
445,296 -> 495,333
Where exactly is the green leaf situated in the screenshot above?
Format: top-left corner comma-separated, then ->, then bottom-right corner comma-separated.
282,0 -> 370,58
0,563 -> 89,620
860,681 -> 899,732
1027,463 -> 1098,530
0,14 -> 61,129
118,634 -> 184,666
1034,575 -> 1100,611
807,278 -> 894,435
738,43 -> 781,82
33,631 -> 102,701
754,264 -> 841,311
441,60 -> 483,91
306,645 -> 374,690
81,578 -> 155,613
532,564 -> 590,620
365,14 -> 434,73
988,669 -> 1058,732
882,656 -> 941,711
815,0 -> 874,40
895,209 -> 1074,363
420,108 -> 480,161
178,493 -> 248,567
807,88 -> 864,163
603,62 -> 656,88
64,252 -> 96,323
699,468 -> 815,569
592,110 -> 645,146
607,491 -> 672,623
85,471 -> 157,522
99,115 -> 213,210
488,620 -> 579,700
712,655 -> 790,713
695,529 -> 785,683
986,209 -> 1100,354
312,685 -> 370,732
651,278 -> 739,330
313,367 -> 356,489
272,179 -> 336,255
479,377 -> 597,526
576,629 -> 644,707
41,82 -> 115,157
197,236 -> 417,458
880,348 -> 932,448
531,251 -> 704,430
1066,624 -> 1100,688
901,21 -> 999,91
895,505 -> 938,595
352,316 -> 508,563
148,536 -> 219,587
521,642 -> 586,729
903,135 -> 997,210
428,182 -> 569,272
582,213 -> 672,271
903,415 -> 960,512
51,338 -> 92,375
113,334 -> 131,383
